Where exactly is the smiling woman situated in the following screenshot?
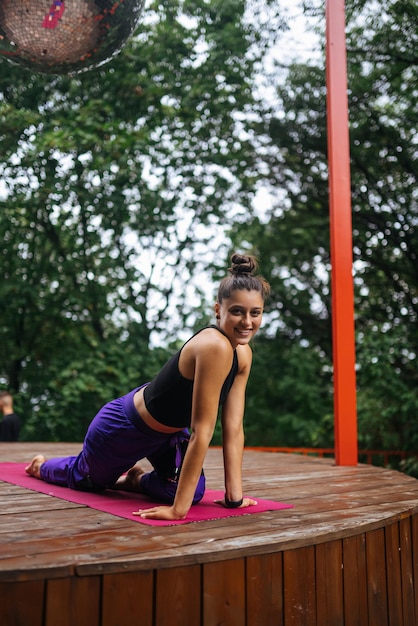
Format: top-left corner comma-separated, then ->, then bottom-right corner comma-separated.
26,253 -> 270,521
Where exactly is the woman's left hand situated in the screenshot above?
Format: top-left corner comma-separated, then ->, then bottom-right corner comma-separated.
214,497 -> 257,508
132,505 -> 186,521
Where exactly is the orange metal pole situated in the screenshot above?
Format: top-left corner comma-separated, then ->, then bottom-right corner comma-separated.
325,0 -> 358,465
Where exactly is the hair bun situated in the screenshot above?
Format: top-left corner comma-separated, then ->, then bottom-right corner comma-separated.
218,252 -> 270,302
229,253 -> 258,276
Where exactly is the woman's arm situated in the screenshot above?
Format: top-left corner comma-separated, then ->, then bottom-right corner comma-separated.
217,344 -> 257,508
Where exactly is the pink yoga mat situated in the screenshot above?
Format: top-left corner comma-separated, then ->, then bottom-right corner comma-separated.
0,463 -> 293,526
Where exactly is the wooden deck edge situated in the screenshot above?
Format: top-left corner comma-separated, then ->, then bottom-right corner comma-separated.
74,504 -> 418,577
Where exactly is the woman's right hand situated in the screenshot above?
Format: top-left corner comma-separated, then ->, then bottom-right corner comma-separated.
132,505 -> 187,521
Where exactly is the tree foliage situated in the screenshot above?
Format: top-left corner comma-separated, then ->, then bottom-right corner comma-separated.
0,0 -> 282,440
1,0 -> 416,457
231,0 -> 418,451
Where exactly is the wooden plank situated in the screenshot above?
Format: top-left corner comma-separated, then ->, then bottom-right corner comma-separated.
315,540 -> 344,625
203,558 -> 246,626
0,579 -> 45,626
384,522 -> 403,625
155,564 -> 201,626
283,546 -> 316,626
366,528 -> 389,626
412,515 -> 418,619
102,571 -> 154,626
0,491 -> 83,515
0,506 -> 128,537
399,517 -> 416,625
45,576 -> 101,626
246,552 -> 284,626
342,534 -> 368,626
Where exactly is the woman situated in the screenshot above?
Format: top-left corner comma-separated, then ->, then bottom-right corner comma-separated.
26,253 -> 270,521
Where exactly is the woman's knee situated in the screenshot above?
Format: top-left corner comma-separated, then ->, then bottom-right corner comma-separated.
140,470 -> 206,505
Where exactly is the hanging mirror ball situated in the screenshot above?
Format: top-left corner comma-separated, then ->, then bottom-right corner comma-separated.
0,0 -> 145,74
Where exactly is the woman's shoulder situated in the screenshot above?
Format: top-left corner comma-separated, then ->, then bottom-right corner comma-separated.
179,327 -> 233,379
181,326 -> 232,361
191,326 -> 232,350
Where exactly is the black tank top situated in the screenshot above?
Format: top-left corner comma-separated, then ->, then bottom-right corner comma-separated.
143,326 -> 238,428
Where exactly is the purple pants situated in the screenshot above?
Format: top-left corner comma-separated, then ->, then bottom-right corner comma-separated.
40,387 -> 205,504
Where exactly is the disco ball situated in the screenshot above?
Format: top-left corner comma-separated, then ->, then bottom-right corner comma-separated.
0,0 -> 145,74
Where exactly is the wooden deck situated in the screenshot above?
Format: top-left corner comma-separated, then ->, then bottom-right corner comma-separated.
1,443 -> 418,626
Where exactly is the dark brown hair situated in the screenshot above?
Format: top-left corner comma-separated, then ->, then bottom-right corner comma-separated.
217,253 -> 271,303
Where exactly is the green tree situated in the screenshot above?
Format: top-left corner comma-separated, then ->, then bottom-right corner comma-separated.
230,0 -> 417,452
243,334 -> 333,447
0,0 -> 283,440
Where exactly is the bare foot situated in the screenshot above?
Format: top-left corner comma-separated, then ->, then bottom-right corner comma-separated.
112,463 -> 145,492
25,455 -> 46,479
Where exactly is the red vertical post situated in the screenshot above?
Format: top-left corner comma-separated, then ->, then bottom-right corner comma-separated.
325,0 -> 358,465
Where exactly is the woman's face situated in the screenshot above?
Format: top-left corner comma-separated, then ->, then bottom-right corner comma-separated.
215,289 -> 264,348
